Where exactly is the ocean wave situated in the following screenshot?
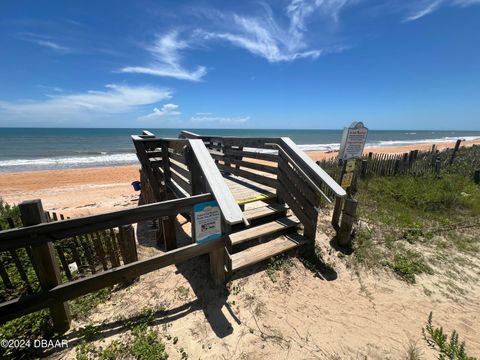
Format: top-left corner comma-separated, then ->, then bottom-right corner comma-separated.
371,136 -> 480,147
0,153 -> 138,171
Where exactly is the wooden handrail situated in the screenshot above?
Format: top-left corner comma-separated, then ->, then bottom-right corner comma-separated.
0,237 -> 224,323
0,194 -> 213,251
188,139 -> 244,225
277,147 -> 332,204
179,130 -> 202,139
279,137 -> 346,198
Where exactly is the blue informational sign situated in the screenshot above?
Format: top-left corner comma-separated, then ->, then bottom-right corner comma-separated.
193,201 -> 222,243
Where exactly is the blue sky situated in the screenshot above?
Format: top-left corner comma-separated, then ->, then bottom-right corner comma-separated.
0,0 -> 479,130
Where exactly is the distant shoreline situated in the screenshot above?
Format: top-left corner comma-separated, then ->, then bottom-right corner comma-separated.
0,137 -> 478,214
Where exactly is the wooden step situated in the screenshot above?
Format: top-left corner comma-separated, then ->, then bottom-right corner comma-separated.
243,203 -> 288,222
230,233 -> 308,271
229,216 -> 299,246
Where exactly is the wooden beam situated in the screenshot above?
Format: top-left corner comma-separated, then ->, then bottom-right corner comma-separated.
19,200 -> 71,333
0,194 -> 213,251
188,140 -> 244,225
0,237 -> 224,323
279,137 -> 346,198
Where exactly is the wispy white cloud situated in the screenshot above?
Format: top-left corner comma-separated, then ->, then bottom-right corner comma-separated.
196,0 -> 352,63
17,32 -> 73,53
137,103 -> 181,121
190,114 -> 250,125
0,84 -> 172,124
120,32 -> 207,81
404,0 -> 480,21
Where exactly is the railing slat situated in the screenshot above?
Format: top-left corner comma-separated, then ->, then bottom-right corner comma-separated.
0,238 -> 224,324
0,194 -> 213,251
280,137 -> 346,198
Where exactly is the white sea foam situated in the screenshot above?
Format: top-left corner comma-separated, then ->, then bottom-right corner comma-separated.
0,153 -> 138,171
245,136 -> 480,153
371,135 -> 480,148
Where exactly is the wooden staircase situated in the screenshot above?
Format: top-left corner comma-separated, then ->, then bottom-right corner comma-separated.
226,201 -> 309,273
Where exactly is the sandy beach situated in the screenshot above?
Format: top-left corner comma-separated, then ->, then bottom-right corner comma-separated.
1,138 -> 479,359
1,139 -> 479,215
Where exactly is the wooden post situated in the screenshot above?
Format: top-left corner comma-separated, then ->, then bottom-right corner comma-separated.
360,159 -> 368,179
118,225 -> 138,284
331,196 -> 343,231
449,139 -> 462,165
474,170 -> 480,184
393,159 -> 400,175
0,222 -> 32,290
0,262 -> 13,288
0,244 -> 13,288
160,142 -> 177,251
19,200 -> 71,333
435,157 -> 441,177
337,198 -> 357,247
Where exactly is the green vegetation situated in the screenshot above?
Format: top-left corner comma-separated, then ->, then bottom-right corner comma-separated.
403,341 -> 423,360
0,198 -> 21,230
349,173 -> 480,283
75,307 -> 169,360
0,288 -> 112,359
130,327 -> 169,360
266,254 -> 293,282
357,174 -> 480,227
423,312 -> 477,360
388,247 -> 433,283
72,288 -> 112,320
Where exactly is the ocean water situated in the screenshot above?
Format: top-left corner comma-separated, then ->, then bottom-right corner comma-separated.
1,128 -> 479,172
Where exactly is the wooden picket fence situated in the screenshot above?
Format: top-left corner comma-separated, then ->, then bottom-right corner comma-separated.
317,141 -> 480,180
0,210 -> 137,303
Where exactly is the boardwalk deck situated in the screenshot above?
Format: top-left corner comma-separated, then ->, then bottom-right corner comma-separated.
222,173 -> 276,205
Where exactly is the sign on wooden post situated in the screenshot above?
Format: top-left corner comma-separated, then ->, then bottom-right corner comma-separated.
338,122 -> 368,192
338,122 -> 368,161
193,201 -> 222,244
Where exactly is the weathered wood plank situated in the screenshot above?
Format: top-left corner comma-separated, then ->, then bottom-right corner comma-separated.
170,171 -> 192,194
280,137 -> 346,198
277,165 -> 318,217
242,204 -> 288,222
217,164 -> 277,188
188,140 -> 244,225
169,159 -> 191,180
277,183 -> 315,232
0,237 -> 225,323
0,194 -> 213,251
231,234 -> 307,271
168,151 -> 185,164
229,216 -> 299,246
278,157 -> 317,207
225,148 -> 278,162
222,157 -> 277,174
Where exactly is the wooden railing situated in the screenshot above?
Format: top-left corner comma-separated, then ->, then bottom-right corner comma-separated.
180,131 -> 280,190
0,194 -> 226,329
188,140 -> 244,226
271,138 -> 345,242
178,131 -> 347,238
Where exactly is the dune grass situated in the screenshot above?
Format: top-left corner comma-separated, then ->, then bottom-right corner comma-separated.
350,174 -> 480,283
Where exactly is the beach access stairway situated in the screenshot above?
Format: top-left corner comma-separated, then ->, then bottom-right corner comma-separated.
132,130 -> 346,274
0,130 -> 346,332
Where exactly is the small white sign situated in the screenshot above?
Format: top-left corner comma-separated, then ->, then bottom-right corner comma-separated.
193,201 -> 222,243
338,121 -> 368,160
68,262 -> 78,273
